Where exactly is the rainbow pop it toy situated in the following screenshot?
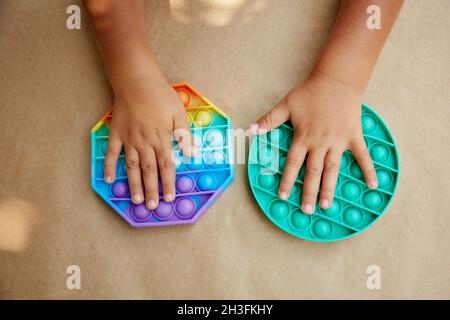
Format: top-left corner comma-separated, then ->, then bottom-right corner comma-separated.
248,104 -> 399,242
91,83 -> 234,227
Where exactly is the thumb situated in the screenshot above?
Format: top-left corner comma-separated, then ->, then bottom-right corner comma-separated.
249,102 -> 289,135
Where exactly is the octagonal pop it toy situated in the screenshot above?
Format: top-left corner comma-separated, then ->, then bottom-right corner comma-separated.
91,83 -> 234,227
248,104 -> 399,242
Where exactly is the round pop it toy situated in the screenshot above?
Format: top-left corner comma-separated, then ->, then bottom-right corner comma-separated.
91,83 -> 234,227
248,104 -> 399,242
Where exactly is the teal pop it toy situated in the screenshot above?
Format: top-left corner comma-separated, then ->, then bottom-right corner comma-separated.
248,104 -> 399,242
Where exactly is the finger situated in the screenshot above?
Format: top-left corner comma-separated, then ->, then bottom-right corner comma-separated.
319,149 -> 342,209
125,146 -> 144,204
173,111 -> 196,157
301,150 -> 326,214
103,135 -> 122,183
249,101 -> 289,135
350,137 -> 378,189
140,147 -> 159,210
155,140 -> 176,203
278,136 -> 307,200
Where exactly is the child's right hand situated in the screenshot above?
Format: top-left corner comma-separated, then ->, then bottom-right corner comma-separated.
82,0 -> 195,210
104,67 -> 195,210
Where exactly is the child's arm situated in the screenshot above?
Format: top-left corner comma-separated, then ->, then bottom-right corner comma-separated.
83,1 -> 194,210
251,0 -> 404,214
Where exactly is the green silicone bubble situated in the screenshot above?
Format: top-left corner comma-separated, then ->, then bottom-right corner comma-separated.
290,211 -> 311,230
258,173 -> 278,190
248,104 -> 399,242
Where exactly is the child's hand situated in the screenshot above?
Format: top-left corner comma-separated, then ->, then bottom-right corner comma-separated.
83,0 -> 195,210
104,70 -> 195,210
250,70 -> 378,214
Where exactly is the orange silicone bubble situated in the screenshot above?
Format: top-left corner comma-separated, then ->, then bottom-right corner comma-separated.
177,89 -> 191,107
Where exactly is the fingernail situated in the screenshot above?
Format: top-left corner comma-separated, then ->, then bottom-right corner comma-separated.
133,194 -> 143,204
164,193 -> 174,202
302,204 -> 314,214
369,181 -> 378,189
249,123 -> 259,134
105,176 -> 112,184
147,199 -> 157,210
279,192 -> 288,200
320,199 -> 330,209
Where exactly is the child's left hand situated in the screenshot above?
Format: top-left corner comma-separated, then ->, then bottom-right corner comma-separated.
250,70 -> 378,214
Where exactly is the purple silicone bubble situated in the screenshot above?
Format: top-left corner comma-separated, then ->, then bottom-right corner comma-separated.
111,181 -> 129,198
154,201 -> 174,220
131,203 -> 151,221
175,197 -> 196,219
176,175 -> 194,193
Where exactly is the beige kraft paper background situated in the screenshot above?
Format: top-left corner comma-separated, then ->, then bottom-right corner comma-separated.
0,0 -> 449,299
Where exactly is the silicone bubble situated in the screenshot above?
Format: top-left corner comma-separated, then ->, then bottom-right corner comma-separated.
343,207 -> 363,227
185,154 -> 204,171
290,211 -> 311,230
194,110 -> 212,127
131,203 -> 152,221
321,200 -> 341,217
204,129 -> 224,147
97,165 -> 104,178
363,191 -> 383,210
91,83 -> 234,227
111,181 -> 129,198
269,200 -> 290,220
312,219 -> 332,239
248,104 -> 399,241
362,115 -> 377,134
258,172 -> 278,190
100,140 -> 108,155
371,144 -> 390,163
176,175 -> 195,193
154,201 -> 174,220
119,159 -> 127,176
341,181 -> 361,201
258,146 -> 273,165
197,173 -> 216,191
204,150 -> 226,169
175,197 -> 196,219
350,162 -> 363,179
377,169 -> 392,189
174,153 -> 184,171
177,89 -> 191,107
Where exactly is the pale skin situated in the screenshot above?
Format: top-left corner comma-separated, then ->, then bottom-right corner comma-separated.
84,0 -> 404,214
251,0 -> 404,213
